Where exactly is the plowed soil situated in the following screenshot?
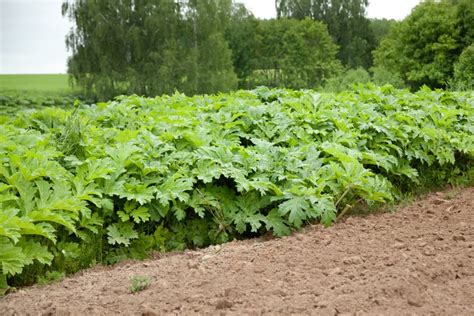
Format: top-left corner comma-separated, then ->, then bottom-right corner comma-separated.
1,187 -> 473,315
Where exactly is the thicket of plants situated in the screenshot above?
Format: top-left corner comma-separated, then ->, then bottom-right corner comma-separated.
1,85 -> 473,291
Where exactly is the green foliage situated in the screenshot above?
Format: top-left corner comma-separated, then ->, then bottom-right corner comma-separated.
63,0 -> 237,100
0,86 -> 473,291
275,0 -> 374,69
249,18 -> 342,89
370,67 -> 405,89
369,18 -> 396,48
37,270 -> 65,286
323,68 -> 371,92
225,4 -> 260,89
129,275 -> 151,293
373,0 -> 474,89
451,44 -> 474,90
0,91 -> 94,116
0,74 -> 72,93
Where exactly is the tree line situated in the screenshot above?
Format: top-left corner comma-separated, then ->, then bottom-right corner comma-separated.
62,0 -> 473,100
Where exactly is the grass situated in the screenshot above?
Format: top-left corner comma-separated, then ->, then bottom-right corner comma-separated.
129,276 -> 151,293
37,271 -> 66,287
0,74 -> 72,94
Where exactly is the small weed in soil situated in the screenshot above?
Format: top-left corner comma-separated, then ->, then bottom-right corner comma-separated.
444,188 -> 462,200
129,276 -> 151,293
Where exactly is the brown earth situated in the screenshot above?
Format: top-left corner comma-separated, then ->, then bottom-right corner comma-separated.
1,187 -> 473,315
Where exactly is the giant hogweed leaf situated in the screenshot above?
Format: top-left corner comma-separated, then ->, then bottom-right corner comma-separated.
0,192 -> 17,204
393,162 -> 419,181
106,143 -> 140,169
196,146 -> 238,165
78,213 -> 103,234
361,151 -> 398,172
156,174 -> 193,206
277,196 -> 309,228
103,177 -> 125,196
71,177 -> 103,206
357,176 -> 393,203
120,182 -> 156,205
0,238 -> 26,276
0,183 -> 12,193
194,160 -> 222,183
232,193 -> 271,233
0,209 -> 24,242
29,210 -> 76,233
0,210 -> 54,243
171,202 -> 186,221
233,210 -> 266,233
78,158 -> 115,181
8,174 -> 36,214
35,180 -> 84,216
317,197 -> 337,227
106,222 -> 138,246
19,222 -> 57,243
188,190 -> 220,218
119,202 -> 150,223
321,142 -> 361,163
11,154 -> 67,182
17,239 -> 53,266
264,209 -> 291,237
130,206 -> 150,223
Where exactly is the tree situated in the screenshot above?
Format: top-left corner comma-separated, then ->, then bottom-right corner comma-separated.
452,44 -> 474,90
62,0 -> 237,100
369,18 -> 396,48
250,18 -> 341,89
182,0 -> 237,94
373,0 -> 474,90
275,0 -> 374,69
323,67 -> 371,92
224,4 -> 260,89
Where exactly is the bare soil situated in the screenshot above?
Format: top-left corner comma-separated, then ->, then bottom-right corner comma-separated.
1,187 -> 473,315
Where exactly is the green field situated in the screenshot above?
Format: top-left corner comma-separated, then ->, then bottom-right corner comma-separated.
0,74 -> 71,93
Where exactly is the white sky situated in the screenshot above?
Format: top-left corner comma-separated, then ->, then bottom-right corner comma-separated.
0,0 -> 421,74
240,0 -> 422,20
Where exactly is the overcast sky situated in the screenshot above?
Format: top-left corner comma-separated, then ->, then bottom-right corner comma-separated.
0,0 -> 421,74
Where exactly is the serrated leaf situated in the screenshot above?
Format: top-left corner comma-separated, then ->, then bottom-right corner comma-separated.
117,211 -> 129,222
57,241 -> 81,259
265,209 -> 291,237
106,222 -> 138,246
0,238 -> 26,276
172,204 -> 186,221
156,175 -> 193,206
131,206 -> 150,223
315,196 -> 337,227
278,196 -> 309,227
18,239 -> 53,266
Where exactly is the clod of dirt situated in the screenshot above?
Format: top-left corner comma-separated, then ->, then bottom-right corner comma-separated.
422,246 -> 436,256
432,198 -> 448,205
215,299 -> 233,309
453,235 -> 466,242
407,296 -> 424,307
342,256 -> 364,265
141,309 -> 158,316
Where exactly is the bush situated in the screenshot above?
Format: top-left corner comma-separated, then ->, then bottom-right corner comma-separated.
371,67 -> 405,88
323,68 -> 371,92
451,44 -> 474,90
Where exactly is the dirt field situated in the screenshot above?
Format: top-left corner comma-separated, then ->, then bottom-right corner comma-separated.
1,187 -> 473,315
